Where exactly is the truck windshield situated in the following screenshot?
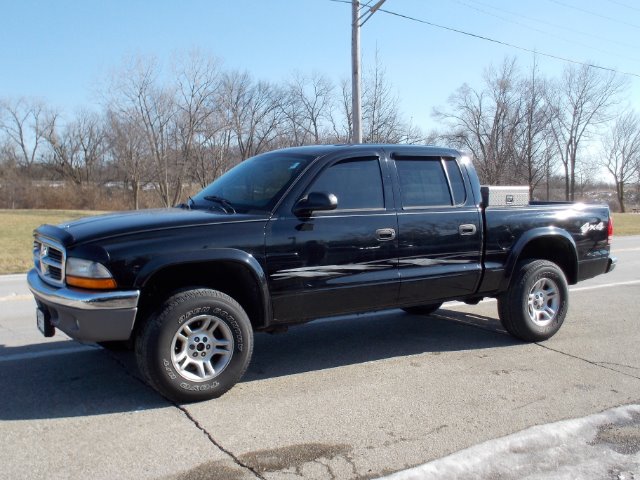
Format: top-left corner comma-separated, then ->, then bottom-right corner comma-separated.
192,152 -> 315,212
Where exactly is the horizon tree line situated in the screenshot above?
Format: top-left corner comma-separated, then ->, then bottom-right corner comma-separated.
1,52 -> 639,211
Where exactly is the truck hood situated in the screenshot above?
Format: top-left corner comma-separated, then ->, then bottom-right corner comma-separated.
37,208 -> 269,246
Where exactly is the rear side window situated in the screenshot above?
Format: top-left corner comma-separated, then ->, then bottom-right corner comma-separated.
395,158 -> 452,207
308,157 -> 384,210
444,158 -> 466,205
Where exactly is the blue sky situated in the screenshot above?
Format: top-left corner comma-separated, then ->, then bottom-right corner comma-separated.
1,0 -> 638,133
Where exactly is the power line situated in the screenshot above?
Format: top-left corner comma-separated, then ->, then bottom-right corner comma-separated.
605,0 -> 640,13
452,0 -> 640,64
327,0 -> 640,79
547,0 -> 640,30
464,0 -> 638,52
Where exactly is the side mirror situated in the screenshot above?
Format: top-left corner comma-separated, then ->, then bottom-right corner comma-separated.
293,191 -> 338,216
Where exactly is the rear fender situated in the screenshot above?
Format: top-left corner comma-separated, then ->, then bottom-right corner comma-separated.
501,227 -> 578,290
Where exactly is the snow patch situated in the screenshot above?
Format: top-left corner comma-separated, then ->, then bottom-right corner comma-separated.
381,404 -> 640,480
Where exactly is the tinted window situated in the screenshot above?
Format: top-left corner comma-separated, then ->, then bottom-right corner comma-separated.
396,158 -> 452,207
194,152 -> 314,212
444,158 -> 466,204
308,157 -> 384,210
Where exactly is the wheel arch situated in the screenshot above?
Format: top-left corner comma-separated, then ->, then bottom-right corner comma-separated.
502,227 -> 578,290
132,249 -> 272,337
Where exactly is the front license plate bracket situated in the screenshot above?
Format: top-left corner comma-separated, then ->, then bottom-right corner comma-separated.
37,308 -> 55,337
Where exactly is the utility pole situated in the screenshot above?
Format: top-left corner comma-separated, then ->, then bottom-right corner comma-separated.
351,0 -> 386,144
351,0 -> 362,144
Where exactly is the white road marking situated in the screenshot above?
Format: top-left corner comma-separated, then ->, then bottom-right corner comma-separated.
0,345 -> 99,363
0,294 -> 33,302
612,247 -> 640,252
444,279 -> 640,307
0,274 -> 27,282
570,279 -> 640,292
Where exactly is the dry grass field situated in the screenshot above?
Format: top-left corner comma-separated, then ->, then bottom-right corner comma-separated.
0,210 -> 638,275
612,212 -> 640,236
0,210 -> 104,274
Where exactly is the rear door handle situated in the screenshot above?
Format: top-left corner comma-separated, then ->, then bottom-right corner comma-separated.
376,228 -> 396,241
459,224 -> 477,236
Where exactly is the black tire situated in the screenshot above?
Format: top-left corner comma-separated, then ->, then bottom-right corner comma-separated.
402,303 -> 443,315
498,260 -> 568,342
135,288 -> 253,403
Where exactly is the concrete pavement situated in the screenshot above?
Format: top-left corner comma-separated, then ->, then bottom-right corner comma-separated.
0,236 -> 638,479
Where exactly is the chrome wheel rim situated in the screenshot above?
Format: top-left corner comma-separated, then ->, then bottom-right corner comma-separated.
527,277 -> 560,327
171,315 -> 234,382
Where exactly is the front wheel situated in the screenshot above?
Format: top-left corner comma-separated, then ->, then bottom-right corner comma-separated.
498,260 -> 568,342
136,288 -> 253,403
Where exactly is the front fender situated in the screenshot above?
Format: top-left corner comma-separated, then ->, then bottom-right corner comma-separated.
134,248 -> 272,326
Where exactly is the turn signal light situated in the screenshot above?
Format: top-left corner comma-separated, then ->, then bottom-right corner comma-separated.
66,275 -> 117,290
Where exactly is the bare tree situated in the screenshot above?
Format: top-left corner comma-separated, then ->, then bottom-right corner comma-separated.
282,72 -> 335,145
513,61 -> 554,197
189,120 -> 234,188
43,111 -> 106,185
173,52 -> 223,198
0,98 -> 50,174
434,58 -> 522,184
43,112 -> 81,184
327,78 -> 353,143
219,71 -> 284,159
603,110 -> 640,212
107,56 -> 179,207
362,56 -> 407,143
74,111 -> 106,184
105,110 -> 148,209
547,64 -> 626,200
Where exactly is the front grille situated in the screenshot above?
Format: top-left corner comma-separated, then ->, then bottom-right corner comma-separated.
47,248 -> 63,263
33,236 -> 66,286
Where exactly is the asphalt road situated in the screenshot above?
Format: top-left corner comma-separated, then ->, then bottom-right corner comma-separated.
1,236 -> 639,480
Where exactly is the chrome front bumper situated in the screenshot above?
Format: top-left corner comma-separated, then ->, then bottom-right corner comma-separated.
27,269 -> 140,342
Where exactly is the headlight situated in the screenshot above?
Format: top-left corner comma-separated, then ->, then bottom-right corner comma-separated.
65,258 -> 117,290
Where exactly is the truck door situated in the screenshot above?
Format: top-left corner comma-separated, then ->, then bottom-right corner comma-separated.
390,153 -> 482,304
265,153 -> 399,322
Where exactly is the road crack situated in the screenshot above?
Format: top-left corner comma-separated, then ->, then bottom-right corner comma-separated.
535,344 -> 640,381
596,361 -> 640,371
177,405 -> 266,480
435,312 -> 640,382
103,350 -> 264,480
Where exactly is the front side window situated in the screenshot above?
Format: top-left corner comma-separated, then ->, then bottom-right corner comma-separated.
307,157 -> 384,210
395,157 -> 453,207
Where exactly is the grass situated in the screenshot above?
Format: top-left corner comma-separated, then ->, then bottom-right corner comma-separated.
0,210 -> 104,275
0,209 -> 638,275
612,212 -> 640,236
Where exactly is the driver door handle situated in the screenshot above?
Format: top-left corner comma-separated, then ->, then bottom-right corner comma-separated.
376,228 -> 396,241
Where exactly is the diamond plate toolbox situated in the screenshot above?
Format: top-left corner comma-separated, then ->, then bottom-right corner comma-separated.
481,185 -> 530,207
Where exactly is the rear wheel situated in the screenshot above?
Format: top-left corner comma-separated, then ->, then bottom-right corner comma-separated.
136,288 -> 253,403
498,260 -> 568,342
402,303 -> 443,315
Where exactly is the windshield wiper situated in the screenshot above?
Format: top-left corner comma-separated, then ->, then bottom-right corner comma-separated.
203,195 -> 236,214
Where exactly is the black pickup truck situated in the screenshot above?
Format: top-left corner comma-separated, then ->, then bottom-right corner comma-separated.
28,144 -> 616,402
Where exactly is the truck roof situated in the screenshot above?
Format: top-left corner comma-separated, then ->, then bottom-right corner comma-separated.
272,144 -> 462,158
